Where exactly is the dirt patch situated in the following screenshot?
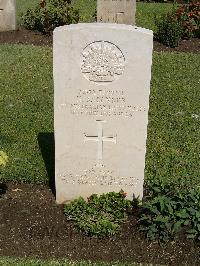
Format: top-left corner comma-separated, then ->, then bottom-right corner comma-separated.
0,183 -> 199,265
0,27 -> 200,53
153,38 -> 200,54
0,27 -> 52,47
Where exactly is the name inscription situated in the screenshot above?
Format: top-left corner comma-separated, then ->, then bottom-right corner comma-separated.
60,89 -> 146,118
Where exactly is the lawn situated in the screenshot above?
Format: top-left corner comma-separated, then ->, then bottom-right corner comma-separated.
0,45 -> 53,183
146,52 -> 200,189
0,44 -> 199,190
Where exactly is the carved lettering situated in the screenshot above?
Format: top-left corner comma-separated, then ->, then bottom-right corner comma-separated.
60,164 -> 139,187
66,88 -> 146,117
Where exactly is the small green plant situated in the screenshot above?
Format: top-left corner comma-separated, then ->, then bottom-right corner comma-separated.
139,187 -> 200,243
22,0 -> 79,34
139,195 -> 178,243
64,190 -> 132,237
0,151 -> 8,167
183,188 -> 200,240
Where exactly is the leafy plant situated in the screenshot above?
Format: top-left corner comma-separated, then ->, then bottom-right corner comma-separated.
22,0 -> 79,33
155,11 -> 183,48
139,195 -> 177,242
155,2 -> 200,47
183,189 -> 200,240
139,187 -> 200,243
64,190 -> 132,237
176,2 -> 200,39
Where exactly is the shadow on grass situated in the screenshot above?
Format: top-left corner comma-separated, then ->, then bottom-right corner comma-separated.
38,132 -> 55,196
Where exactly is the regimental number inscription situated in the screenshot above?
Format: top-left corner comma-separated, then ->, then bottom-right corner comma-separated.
81,41 -> 125,83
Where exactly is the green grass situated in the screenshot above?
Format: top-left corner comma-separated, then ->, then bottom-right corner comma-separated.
146,52 -> 200,189
0,45 -> 53,183
16,0 -> 38,23
136,2 -> 177,32
16,0 -> 176,31
73,0 -> 97,23
0,45 -> 199,189
0,257 -> 160,266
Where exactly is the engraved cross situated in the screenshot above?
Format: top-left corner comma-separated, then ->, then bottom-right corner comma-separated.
84,120 -> 117,165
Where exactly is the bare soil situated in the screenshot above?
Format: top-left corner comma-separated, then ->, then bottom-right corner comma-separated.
0,27 -> 200,53
0,183 -> 200,265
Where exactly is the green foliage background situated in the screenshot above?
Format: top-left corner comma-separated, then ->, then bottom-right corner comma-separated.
0,45 -> 199,190
16,0 -> 176,31
0,1 -> 199,190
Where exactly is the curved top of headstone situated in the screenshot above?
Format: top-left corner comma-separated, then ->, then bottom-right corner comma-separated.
54,23 -> 153,36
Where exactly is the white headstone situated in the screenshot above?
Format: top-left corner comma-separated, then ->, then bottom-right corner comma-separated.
54,23 -> 153,204
0,0 -> 16,32
97,0 -> 136,25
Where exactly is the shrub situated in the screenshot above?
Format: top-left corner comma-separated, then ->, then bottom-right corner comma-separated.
155,2 -> 200,47
155,11 -> 183,48
139,187 -> 200,243
176,2 -> 200,39
22,0 -> 79,34
64,190 -> 132,237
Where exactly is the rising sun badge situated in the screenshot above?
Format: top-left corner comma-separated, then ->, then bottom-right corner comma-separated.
81,41 -> 125,83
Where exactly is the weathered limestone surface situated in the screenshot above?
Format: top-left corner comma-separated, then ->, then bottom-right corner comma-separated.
54,23 -> 153,204
97,0 -> 136,25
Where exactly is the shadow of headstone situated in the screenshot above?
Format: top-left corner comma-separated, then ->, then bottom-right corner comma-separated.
0,183 -> 8,196
38,133 -> 55,196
